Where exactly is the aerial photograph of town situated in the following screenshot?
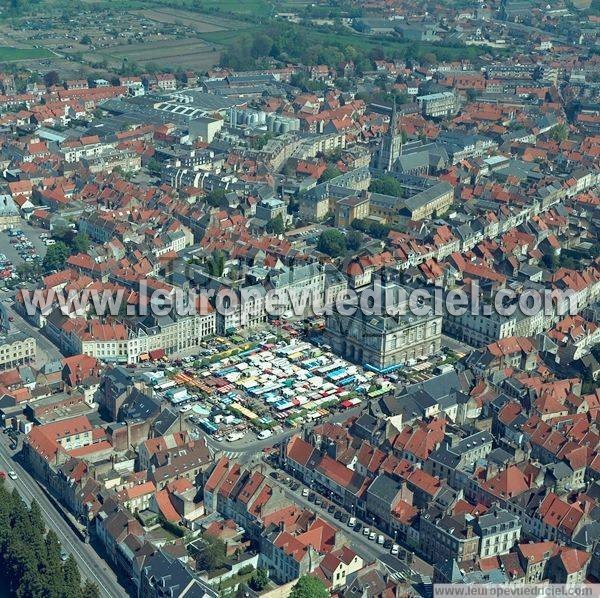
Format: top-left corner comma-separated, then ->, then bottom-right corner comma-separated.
0,0 -> 598,596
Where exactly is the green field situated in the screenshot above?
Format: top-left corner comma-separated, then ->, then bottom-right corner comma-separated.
0,46 -> 52,61
190,0 -> 272,16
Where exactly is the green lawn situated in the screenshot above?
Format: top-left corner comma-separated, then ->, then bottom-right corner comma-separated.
191,0 -> 272,16
0,46 -> 52,61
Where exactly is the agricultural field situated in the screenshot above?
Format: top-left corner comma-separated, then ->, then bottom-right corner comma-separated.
0,2 -> 262,74
0,45 -> 52,62
130,7 -> 248,32
97,38 -> 221,71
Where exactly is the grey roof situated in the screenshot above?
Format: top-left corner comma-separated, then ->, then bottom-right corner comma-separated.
366,473 -> 403,505
152,408 -> 179,437
142,548 -> 218,598
476,508 -> 519,534
118,388 -> 161,422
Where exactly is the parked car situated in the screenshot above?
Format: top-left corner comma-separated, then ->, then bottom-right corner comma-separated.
369,532 -> 376,541
391,544 -> 400,556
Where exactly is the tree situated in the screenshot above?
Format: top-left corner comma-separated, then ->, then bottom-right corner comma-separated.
147,158 -> 162,176
346,229 -> 363,251
207,251 -> 225,277
196,535 -> 227,572
82,581 -> 101,598
42,241 -> 70,272
0,482 -> 91,597
61,554 -> 82,598
80,34 -> 92,45
542,252 -> 559,271
43,71 -> 60,88
369,177 -> 404,197
71,233 -> 90,254
204,188 -> 227,208
251,33 -> 273,58
318,166 -> 341,183
266,213 -> 285,235
249,568 -> 269,591
317,229 -> 347,257
548,123 -> 569,141
290,575 -> 329,598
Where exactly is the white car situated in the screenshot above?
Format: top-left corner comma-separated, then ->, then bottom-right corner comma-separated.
257,429 -> 273,440
8,470 -> 17,480
391,544 -> 400,556
302,488 -> 309,497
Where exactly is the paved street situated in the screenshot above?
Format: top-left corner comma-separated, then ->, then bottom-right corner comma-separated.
3,294 -> 64,366
0,436 -> 128,598
441,333 -> 475,355
200,404 -> 364,461
260,461 -> 433,581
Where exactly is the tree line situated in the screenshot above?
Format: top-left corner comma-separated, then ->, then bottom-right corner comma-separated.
0,480 -> 99,598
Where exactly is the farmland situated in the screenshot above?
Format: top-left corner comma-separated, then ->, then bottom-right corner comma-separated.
130,7 -> 249,32
99,39 -> 221,71
0,2 -> 258,74
0,46 -> 52,61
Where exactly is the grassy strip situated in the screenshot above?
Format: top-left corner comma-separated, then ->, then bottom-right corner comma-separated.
0,46 -> 52,61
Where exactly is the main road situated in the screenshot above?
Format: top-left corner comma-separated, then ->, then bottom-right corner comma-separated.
0,437 -> 128,598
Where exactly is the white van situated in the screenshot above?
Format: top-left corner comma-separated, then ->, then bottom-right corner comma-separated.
377,535 -> 384,545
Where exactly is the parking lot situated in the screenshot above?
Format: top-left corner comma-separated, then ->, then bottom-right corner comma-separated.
0,221 -> 49,286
